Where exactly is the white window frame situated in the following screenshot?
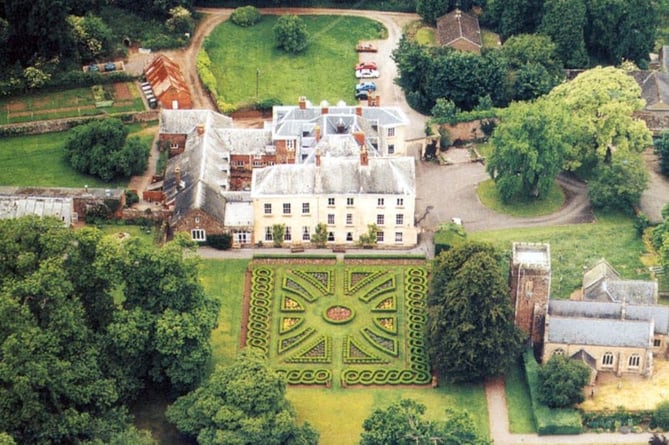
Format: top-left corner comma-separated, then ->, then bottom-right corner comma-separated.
346,213 -> 353,225
302,202 -> 310,214
191,229 -> 206,241
377,214 -> 384,226
347,197 -> 354,206
395,232 -> 403,243
387,127 -> 395,137
377,198 -> 385,207
396,197 -> 404,207
327,214 -> 335,225
302,226 -> 310,241
264,203 -> 272,215
396,214 -> 404,225
628,354 -> 641,369
602,352 -> 614,367
265,227 -> 273,241
283,203 -> 291,215
377,231 -> 384,243
284,226 -> 292,241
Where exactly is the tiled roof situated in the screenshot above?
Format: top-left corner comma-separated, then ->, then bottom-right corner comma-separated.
144,55 -> 192,108
160,109 -> 232,134
629,71 -> 669,111
436,9 -> 482,50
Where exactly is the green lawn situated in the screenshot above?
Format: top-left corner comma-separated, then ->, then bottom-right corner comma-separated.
0,83 -> 145,125
199,258 -> 489,445
471,213 -> 649,298
200,259 -> 249,368
204,15 -> 386,105
0,121 -> 157,188
505,361 -> 535,434
477,178 -> 565,218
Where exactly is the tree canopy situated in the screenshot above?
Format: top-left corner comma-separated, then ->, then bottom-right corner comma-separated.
486,98 -> 571,202
360,399 -> 490,445
427,242 -> 524,383
538,355 -> 591,408
0,217 -> 218,444
64,118 -> 150,182
166,348 -> 318,445
273,15 -> 309,54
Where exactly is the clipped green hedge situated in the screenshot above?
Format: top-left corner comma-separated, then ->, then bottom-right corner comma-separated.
252,253 -> 336,260
345,270 -> 388,295
524,350 -> 583,435
344,254 -> 426,260
246,267 -> 274,354
277,368 -> 332,386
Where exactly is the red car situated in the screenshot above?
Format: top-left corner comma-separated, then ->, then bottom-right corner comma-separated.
355,61 -> 377,71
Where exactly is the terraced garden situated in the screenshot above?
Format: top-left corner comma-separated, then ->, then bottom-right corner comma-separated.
245,261 -> 431,388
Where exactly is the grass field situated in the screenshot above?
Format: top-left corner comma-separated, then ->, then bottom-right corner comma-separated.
0,121 -> 157,188
204,15 -> 386,105
199,258 -> 489,444
471,213 -> 651,299
0,82 -> 145,125
477,178 -> 566,217
505,361 -> 536,434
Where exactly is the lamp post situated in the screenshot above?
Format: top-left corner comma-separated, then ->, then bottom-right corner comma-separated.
256,69 -> 260,99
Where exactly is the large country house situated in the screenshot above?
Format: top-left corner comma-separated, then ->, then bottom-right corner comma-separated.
511,242 -> 663,378
159,98 -> 418,247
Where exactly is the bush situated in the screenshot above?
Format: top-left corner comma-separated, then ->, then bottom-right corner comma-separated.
654,401 -> 669,430
207,233 -> 232,250
273,15 -> 309,53
125,190 -> 139,207
434,222 -> 466,256
256,97 -> 282,112
538,355 -> 591,408
524,350 -> 583,435
231,6 -> 262,27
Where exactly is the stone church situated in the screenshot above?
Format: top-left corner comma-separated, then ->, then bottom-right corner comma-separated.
510,242 -> 664,378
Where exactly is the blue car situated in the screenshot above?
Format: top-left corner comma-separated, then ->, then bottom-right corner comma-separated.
355,82 -> 376,93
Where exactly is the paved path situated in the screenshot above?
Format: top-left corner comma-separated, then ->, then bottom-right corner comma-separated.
485,377 -> 650,445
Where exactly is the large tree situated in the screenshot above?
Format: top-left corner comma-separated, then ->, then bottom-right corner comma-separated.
486,98 -> 571,202
588,150 -> 649,213
427,242 -> 523,383
538,355 -> 591,408
166,348 -> 318,445
360,399 -> 489,445
547,66 -> 652,174
655,131 -> 669,177
0,217 -> 218,443
64,118 -> 150,182
584,0 -> 658,68
273,14 -> 308,54
483,0 -> 544,40
538,0 -> 588,68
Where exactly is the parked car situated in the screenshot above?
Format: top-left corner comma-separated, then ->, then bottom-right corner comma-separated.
355,82 -> 377,93
356,42 -> 378,52
88,64 -> 99,72
104,62 -> 116,72
355,91 -> 369,101
355,61 -> 377,71
355,68 -> 380,79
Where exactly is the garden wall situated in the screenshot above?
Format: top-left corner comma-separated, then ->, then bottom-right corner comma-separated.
0,110 -> 159,137
442,120 -> 486,142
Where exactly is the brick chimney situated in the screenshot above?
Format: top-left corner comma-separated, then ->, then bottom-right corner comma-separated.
314,125 -> 321,142
175,166 -> 182,190
315,148 -> 321,167
353,131 -> 365,147
299,96 -> 307,109
360,146 -> 368,166
196,123 -> 205,135
356,106 -> 363,116
321,100 -> 329,115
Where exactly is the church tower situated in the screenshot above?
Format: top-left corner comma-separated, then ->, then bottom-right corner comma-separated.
509,242 -> 551,346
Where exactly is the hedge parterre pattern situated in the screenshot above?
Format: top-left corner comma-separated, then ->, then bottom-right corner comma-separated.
246,265 -> 431,387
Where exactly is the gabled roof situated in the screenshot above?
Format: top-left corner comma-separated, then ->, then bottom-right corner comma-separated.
546,316 -> 652,348
144,55 -> 192,108
160,109 -> 232,134
629,71 -> 669,111
582,259 -> 657,304
570,349 -> 597,370
251,157 -> 415,197
436,9 -> 482,51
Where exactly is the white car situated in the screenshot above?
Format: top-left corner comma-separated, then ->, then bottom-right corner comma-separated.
355,68 -> 380,79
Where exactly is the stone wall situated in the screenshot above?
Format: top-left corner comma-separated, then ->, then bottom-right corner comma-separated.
0,110 -> 159,136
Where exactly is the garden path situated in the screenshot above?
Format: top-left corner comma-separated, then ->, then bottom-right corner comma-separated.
485,377 -> 651,445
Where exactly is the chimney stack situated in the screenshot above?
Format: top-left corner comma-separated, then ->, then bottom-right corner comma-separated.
321,104 -> 329,115
175,166 -> 182,190
196,123 -> 205,135
360,146 -> 368,166
353,131 -> 365,147
315,149 -> 321,167
356,106 -> 363,116
314,125 -> 321,142
298,96 -> 307,110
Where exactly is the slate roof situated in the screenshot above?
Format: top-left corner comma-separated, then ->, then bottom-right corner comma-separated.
546,316 -> 652,348
251,157 -> 415,197
548,299 -> 669,336
582,259 -> 657,304
164,125 -> 228,226
436,9 -> 482,51
629,71 -> 669,111
160,109 -> 232,134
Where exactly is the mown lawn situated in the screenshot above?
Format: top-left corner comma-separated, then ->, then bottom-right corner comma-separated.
199,258 -> 489,444
0,82 -> 144,125
477,178 -> 565,218
505,361 -> 535,434
204,15 -> 386,106
0,121 -> 157,188
470,213 -> 649,298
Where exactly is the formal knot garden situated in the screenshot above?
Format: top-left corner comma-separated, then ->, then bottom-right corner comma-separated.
243,257 -> 431,388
